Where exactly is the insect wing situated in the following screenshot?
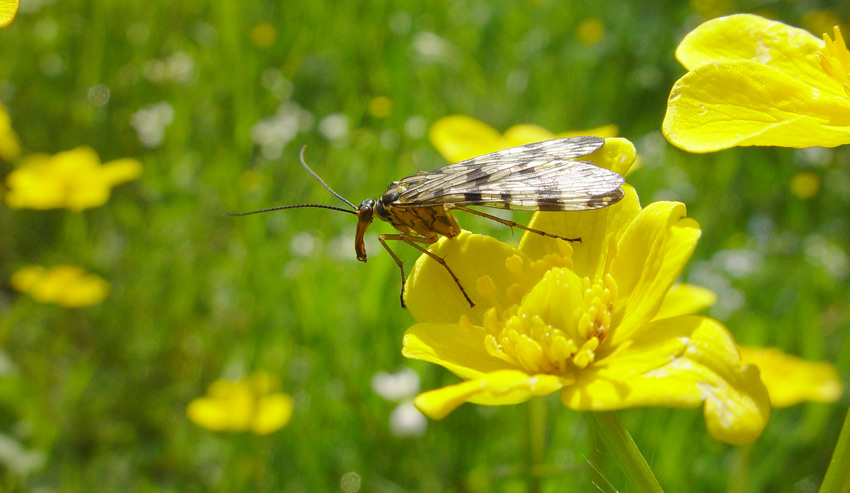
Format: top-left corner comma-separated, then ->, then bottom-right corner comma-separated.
396,136 -> 624,211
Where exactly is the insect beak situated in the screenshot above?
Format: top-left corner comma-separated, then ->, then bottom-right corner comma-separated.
355,217 -> 371,261
355,200 -> 375,262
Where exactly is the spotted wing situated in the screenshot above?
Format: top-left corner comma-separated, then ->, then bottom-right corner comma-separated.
396,136 -> 624,211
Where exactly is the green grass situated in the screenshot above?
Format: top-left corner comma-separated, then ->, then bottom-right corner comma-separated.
0,0 -> 848,490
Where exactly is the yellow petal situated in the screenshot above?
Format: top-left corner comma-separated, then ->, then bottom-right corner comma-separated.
4,147 -> 140,210
405,232 -> 532,324
740,346 -> 842,407
555,124 -> 619,139
414,369 -> 564,419
517,137 -> 639,271
608,202 -> 701,343
252,394 -> 294,435
0,0 -> 17,28
520,185 -> 641,281
675,14 -> 835,94
429,115 -> 502,163
562,316 -> 770,445
583,137 -> 636,177
186,397 -> 233,432
10,265 -> 109,307
102,158 -> 143,185
402,322 -> 515,380
664,60 -> 850,152
66,184 -> 112,211
501,124 -> 555,147
654,283 -> 717,320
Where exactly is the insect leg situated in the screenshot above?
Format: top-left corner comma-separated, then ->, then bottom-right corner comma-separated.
379,233 -> 475,308
450,205 -> 581,242
377,235 -> 411,308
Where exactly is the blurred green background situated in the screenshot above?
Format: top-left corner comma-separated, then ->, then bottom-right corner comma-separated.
0,0 -> 849,490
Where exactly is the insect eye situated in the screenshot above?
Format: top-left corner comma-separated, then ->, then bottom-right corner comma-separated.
358,199 -> 375,220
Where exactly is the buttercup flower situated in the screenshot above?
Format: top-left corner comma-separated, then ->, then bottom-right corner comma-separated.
430,115 -> 618,163
0,0 -> 17,28
663,14 -> 850,152
740,347 -> 842,407
5,146 -> 142,210
10,265 -> 109,307
402,138 -> 770,444
187,371 -> 294,435
657,284 -> 843,408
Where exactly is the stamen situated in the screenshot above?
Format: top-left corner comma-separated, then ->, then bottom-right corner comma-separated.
473,248 -> 620,379
817,26 -> 850,98
504,255 -> 527,287
573,337 -> 600,369
482,307 -> 501,337
555,238 -> 574,258
476,275 -> 503,312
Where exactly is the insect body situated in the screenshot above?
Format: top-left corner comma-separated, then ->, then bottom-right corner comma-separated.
232,136 -> 625,308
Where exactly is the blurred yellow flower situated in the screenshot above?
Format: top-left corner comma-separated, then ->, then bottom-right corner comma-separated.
663,14 -> 850,152
367,96 -> 393,118
740,347 -> 842,407
0,0 -> 17,28
575,18 -> 605,45
250,22 -> 276,49
187,371 -> 294,435
790,171 -> 820,199
10,265 -> 109,307
0,103 -> 21,161
402,138 -> 770,445
4,146 -> 142,210
429,115 -> 618,163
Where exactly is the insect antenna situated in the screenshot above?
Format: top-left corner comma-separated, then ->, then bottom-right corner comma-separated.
226,204 -> 357,217
227,146 -> 359,217
297,145 -> 356,210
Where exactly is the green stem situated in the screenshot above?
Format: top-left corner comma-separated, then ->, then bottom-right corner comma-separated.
819,404 -> 850,493
726,443 -> 752,493
586,411 -> 662,493
526,398 -> 547,493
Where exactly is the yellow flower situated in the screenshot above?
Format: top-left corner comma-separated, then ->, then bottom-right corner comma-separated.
575,18 -> 605,45
10,265 -> 109,307
368,96 -> 393,118
790,171 -> 820,199
663,14 -> 850,152
429,115 -> 618,163
402,138 -> 770,444
0,103 -> 21,161
5,146 -> 142,210
657,287 -> 843,408
187,371 -> 294,435
250,22 -> 276,49
0,0 -> 18,28
740,347 -> 842,407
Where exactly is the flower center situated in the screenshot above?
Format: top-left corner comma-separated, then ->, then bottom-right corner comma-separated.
817,26 -> 850,98
471,246 -> 618,376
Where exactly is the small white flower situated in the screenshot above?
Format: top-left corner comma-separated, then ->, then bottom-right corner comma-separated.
318,113 -> 349,142
371,368 -> 420,401
131,102 -> 175,148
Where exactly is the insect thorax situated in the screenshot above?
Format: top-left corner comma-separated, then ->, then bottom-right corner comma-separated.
376,185 -> 459,239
